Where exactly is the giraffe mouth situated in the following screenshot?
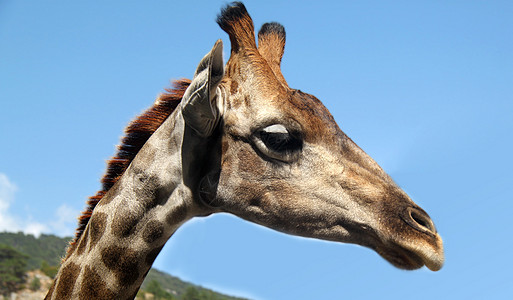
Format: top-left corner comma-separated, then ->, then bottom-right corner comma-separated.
375,238 -> 444,271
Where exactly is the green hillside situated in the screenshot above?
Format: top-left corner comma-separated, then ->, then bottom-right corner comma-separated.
0,232 -> 247,300
0,232 -> 69,270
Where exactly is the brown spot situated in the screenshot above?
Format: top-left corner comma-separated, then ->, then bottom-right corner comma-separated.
157,185 -> 172,204
79,266 -> 116,300
166,203 -> 187,225
146,245 -> 164,265
132,169 -> 164,210
143,220 -> 165,244
55,262 -> 80,299
101,246 -> 140,287
111,209 -> 140,238
230,80 -> 239,94
90,212 -> 107,249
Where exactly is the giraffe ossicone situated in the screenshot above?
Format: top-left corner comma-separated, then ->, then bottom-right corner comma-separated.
46,2 -> 444,299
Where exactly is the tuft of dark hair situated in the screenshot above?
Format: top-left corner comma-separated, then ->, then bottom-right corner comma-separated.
258,22 -> 286,41
216,2 -> 249,33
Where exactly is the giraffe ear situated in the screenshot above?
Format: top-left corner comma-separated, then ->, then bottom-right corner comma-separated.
181,39 -> 225,137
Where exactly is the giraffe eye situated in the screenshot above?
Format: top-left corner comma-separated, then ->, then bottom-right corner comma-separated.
253,124 -> 302,162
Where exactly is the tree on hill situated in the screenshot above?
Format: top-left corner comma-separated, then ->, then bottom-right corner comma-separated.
0,243 -> 29,296
181,286 -> 201,300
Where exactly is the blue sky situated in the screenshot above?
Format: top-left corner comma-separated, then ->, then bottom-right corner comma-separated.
1,1 -> 512,299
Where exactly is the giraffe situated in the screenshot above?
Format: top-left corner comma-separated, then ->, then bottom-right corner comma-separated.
46,2 -> 444,299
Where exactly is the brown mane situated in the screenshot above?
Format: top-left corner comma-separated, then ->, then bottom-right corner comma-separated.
70,79 -> 191,249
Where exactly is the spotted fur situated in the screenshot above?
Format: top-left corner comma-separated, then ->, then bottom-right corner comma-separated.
70,79 -> 191,252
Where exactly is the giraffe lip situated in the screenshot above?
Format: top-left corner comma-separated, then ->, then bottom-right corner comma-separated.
376,245 -> 425,270
376,239 -> 444,271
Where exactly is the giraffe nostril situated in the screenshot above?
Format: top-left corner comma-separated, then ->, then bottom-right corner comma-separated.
404,207 -> 436,234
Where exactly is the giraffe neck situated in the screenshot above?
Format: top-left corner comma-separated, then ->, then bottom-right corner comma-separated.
46,108 -> 210,299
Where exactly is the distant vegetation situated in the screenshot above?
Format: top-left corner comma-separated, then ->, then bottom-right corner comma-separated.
0,232 -> 69,270
0,232 -> 247,299
0,244 -> 28,295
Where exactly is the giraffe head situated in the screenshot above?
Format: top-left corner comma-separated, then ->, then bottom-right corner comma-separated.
182,2 -> 444,271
